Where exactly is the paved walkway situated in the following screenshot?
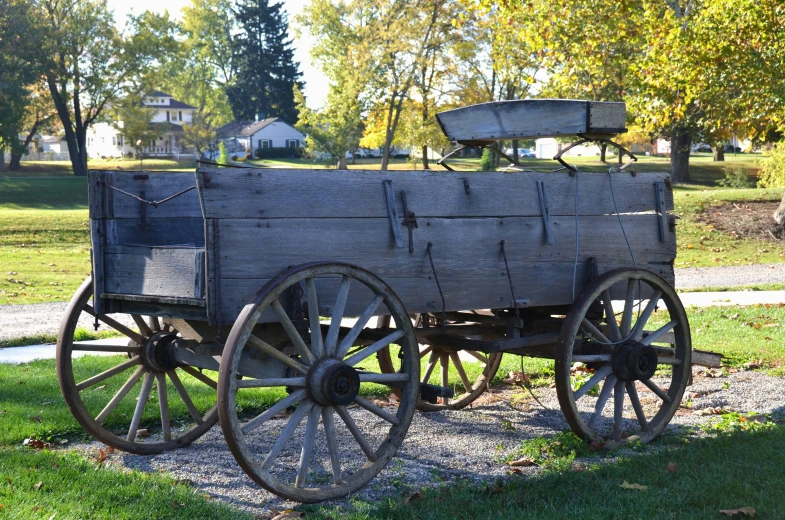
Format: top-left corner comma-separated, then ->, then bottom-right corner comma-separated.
676,263 -> 785,290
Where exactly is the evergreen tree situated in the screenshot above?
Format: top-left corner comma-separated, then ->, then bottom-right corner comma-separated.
226,0 -> 302,123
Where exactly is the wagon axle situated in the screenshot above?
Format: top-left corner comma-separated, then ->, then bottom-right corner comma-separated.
140,331 -> 181,372
611,341 -> 658,382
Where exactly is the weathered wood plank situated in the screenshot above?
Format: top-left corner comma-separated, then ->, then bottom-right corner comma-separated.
218,260 -> 674,323
196,168 -> 673,219
89,170 -> 202,219
104,246 -> 204,299
435,100 -> 626,143
107,218 -> 204,247
216,215 -> 675,280
90,218 -> 107,315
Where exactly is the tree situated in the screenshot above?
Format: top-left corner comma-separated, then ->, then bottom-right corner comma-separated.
38,1 -> 179,176
226,0 -> 303,124
182,113 -> 217,157
9,82 -> 59,170
0,0 -> 45,171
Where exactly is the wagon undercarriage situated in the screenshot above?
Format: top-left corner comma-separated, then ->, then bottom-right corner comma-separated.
56,100 -> 721,503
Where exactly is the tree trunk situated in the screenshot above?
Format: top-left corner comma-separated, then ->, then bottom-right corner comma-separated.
774,190 -> 785,226
618,149 -> 623,164
512,139 -> 519,164
600,143 -> 608,162
337,155 -> 347,169
670,126 -> 692,183
9,152 -> 22,170
0,148 -> 5,171
713,145 -> 725,162
422,145 -> 429,169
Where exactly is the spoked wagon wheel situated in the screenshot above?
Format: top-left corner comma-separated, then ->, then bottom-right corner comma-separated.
377,322 -> 502,411
217,262 -> 419,503
57,278 -> 219,454
555,268 -> 691,445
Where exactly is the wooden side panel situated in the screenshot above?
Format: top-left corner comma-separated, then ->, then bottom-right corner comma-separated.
90,219 -> 107,315
219,261 -> 674,324
435,100 -> 626,142
108,218 -> 205,247
90,170 -> 202,219
103,245 -> 204,299
216,215 -> 676,280
196,168 -> 673,219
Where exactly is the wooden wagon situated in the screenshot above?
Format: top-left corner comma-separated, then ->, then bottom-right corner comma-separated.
57,100 -> 716,503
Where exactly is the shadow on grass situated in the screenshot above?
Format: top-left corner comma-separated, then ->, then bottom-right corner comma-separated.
0,177 -> 88,209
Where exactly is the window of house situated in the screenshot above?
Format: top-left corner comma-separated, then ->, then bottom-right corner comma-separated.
259,139 -> 272,149
112,136 -> 117,146
178,111 -> 183,121
286,139 -> 300,148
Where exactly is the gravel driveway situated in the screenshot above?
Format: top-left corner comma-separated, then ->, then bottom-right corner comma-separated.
78,368 -> 785,518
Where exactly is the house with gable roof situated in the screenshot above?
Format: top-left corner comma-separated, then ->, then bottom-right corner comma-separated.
216,115 -> 305,157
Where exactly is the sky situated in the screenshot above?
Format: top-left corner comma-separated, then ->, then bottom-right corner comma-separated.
107,0 -> 328,108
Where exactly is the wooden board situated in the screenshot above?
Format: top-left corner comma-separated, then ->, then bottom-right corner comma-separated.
106,218 -> 205,248
216,214 -> 675,280
196,168 -> 673,219
218,261 -> 674,324
103,245 -> 205,299
435,100 -> 626,143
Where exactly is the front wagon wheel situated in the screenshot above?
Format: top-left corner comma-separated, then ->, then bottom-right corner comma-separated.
217,263 -> 419,503
57,278 -> 218,454
555,269 -> 691,445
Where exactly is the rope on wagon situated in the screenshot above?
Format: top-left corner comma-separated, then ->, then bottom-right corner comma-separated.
98,182 -> 196,209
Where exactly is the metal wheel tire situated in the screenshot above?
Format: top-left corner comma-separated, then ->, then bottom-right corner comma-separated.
57,277 -> 219,454
377,329 -> 502,412
217,262 -> 419,503
555,268 -> 691,445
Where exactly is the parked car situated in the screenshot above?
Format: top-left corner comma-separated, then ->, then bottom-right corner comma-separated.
504,147 -> 535,158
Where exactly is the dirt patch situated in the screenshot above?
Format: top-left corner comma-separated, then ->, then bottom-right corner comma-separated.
698,201 -> 785,242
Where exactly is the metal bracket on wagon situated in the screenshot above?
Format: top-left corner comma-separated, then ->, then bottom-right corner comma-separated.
420,383 -> 455,404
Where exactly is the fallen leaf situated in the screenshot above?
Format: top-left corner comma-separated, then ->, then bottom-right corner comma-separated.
96,449 -> 108,464
22,438 -> 52,450
33,481 -> 43,490
508,467 -> 523,475
0,504 -> 5,510
508,457 -> 538,467
402,491 -> 424,505
136,429 -> 151,438
503,371 -> 530,385
588,440 -> 606,451
719,507 -> 756,517
29,415 -> 42,423
666,462 -> 677,473
572,461 -> 586,471
271,510 -> 304,519
620,481 -> 647,490
694,407 -> 725,416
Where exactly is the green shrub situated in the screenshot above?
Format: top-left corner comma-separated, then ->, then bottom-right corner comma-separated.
757,141 -> 785,188
218,141 -> 228,165
254,147 -> 304,159
479,147 -> 495,171
719,165 -> 755,188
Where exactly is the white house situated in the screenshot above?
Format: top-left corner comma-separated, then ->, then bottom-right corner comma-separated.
534,138 -> 602,159
86,91 -> 198,159
217,116 -> 305,155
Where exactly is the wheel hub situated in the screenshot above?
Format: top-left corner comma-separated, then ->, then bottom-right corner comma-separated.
612,341 -> 658,381
306,358 -> 360,406
141,331 -> 180,372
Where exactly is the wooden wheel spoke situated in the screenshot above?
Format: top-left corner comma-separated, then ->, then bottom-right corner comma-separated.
148,316 -> 162,332
95,366 -> 145,424
353,396 -> 400,425
295,405 -> 322,488
321,407 -> 343,485
449,352 -> 474,392
612,379 -> 625,441
180,365 -> 217,389
325,276 -> 352,356
132,315 -> 153,338
620,279 -> 637,336
127,372 -> 154,441
641,378 -> 672,403
246,333 -> 308,375
626,381 -> 648,431
84,304 -> 145,345
418,345 -> 434,359
72,343 -> 140,353
640,320 -> 677,346
580,318 -> 611,344
359,372 -> 410,385
344,329 -> 405,367
335,405 -> 376,461
272,299 -> 316,365
305,278 -> 324,358
573,365 -> 613,401
588,375 -> 617,429
602,291 -> 622,342
168,370 -> 204,425
237,377 -> 307,388
630,291 -> 662,341
261,401 -> 314,471
242,389 -> 308,434
335,294 -> 385,359
440,354 -> 450,404
76,357 -> 141,391
156,373 -> 171,441
421,351 -> 438,383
